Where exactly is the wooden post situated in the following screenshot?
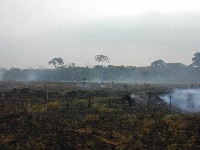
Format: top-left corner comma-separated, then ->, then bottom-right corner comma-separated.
124,85 -> 127,90
132,97 -> 135,106
67,98 -> 69,109
44,83 -> 47,91
170,95 -> 172,108
44,83 -> 49,102
21,100 -> 24,112
21,95 -> 24,111
88,97 -> 91,108
43,91 -> 48,107
148,94 -> 150,107
45,91 -> 49,101
109,99 -> 111,107
2,93 -> 5,99
129,95 -> 132,107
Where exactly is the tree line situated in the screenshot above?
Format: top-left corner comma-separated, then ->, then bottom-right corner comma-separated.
1,53 -> 200,83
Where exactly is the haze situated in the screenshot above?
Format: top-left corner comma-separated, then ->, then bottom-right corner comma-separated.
1,0 -> 200,68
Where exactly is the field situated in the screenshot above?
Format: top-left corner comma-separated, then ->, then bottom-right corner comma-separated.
0,81 -> 200,149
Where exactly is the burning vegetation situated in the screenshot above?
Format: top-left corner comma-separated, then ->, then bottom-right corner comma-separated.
0,81 -> 200,149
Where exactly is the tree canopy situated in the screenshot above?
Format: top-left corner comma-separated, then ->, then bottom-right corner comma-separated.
2,52 -> 200,82
191,52 -> 200,67
48,58 -> 64,67
151,59 -> 165,67
94,55 -> 109,63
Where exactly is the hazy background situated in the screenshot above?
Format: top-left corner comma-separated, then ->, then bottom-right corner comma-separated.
1,0 -> 200,68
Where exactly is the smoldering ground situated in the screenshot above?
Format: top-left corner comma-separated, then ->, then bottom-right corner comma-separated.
160,88 -> 200,112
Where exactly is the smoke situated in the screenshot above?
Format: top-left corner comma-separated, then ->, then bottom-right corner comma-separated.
0,69 -> 5,80
160,89 -> 200,112
26,73 -> 37,81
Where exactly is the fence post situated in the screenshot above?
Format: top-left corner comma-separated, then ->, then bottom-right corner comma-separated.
129,95 -> 132,107
45,91 -> 49,101
148,94 -> 150,107
44,83 -> 47,91
21,100 -> 24,112
170,95 -> 172,108
88,97 -> 91,108
67,98 -> 69,109
109,99 -> 112,107
132,97 -> 135,106
2,93 -> 5,99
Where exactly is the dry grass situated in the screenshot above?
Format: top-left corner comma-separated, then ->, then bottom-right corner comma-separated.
0,81 -> 200,149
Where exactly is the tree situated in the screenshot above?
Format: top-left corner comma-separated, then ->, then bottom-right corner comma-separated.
151,59 -> 165,67
94,55 -> 109,63
191,52 -> 200,67
67,63 -> 76,68
48,58 -> 64,67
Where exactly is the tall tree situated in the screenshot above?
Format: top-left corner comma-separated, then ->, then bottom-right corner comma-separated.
94,55 -> 109,63
151,59 -> 165,67
191,52 -> 200,67
48,58 -> 64,68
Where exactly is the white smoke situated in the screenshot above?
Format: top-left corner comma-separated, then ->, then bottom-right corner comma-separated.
0,69 -> 5,81
160,89 -> 200,112
27,73 -> 37,81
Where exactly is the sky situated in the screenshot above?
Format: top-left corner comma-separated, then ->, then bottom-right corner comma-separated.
0,0 -> 200,68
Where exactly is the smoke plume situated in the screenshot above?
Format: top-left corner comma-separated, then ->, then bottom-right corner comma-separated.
160,89 -> 200,112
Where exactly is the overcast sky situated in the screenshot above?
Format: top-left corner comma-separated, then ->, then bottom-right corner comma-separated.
0,0 -> 200,68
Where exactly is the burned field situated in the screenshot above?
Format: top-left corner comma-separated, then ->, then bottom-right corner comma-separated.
0,81 -> 200,149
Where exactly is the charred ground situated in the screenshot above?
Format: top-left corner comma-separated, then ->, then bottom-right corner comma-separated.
0,81 -> 200,149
